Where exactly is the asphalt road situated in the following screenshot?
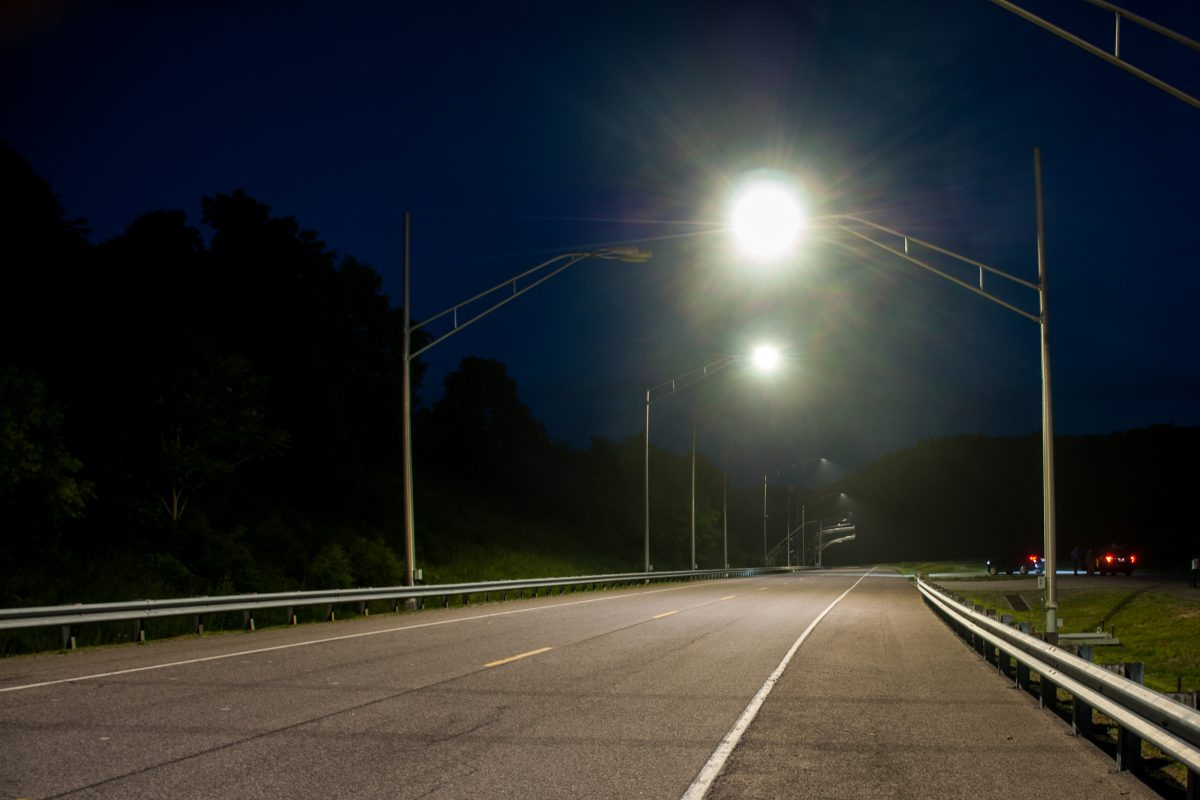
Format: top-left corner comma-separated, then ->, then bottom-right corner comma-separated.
0,570 -> 1157,799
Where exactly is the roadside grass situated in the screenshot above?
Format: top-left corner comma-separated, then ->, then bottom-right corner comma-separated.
0,537 -> 630,657
945,587 -> 1200,694
422,542 -> 624,586
888,560 -> 986,576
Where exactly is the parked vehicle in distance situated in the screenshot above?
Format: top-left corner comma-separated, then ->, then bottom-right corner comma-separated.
1091,544 -> 1136,576
986,552 -> 1044,575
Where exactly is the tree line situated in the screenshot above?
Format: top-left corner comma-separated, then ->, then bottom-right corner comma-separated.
2,141 -> 1195,611
0,143 -> 745,608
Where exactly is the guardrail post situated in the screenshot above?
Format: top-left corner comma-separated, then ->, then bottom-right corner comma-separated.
133,619 -> 146,642
358,601 -> 368,617
1116,662 -> 1146,774
60,625 -> 75,650
1072,645 -> 1094,738
192,614 -> 203,635
1039,668 -> 1055,709
997,615 -> 1014,678
1016,622 -> 1032,690
983,610 -> 998,666
1188,770 -> 1199,800
325,604 -> 335,622
243,610 -> 255,631
287,606 -> 297,625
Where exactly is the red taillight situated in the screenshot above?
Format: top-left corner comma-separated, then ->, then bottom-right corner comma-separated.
1130,554 -> 1137,564
1105,555 -> 1114,563
1029,554 -> 1038,562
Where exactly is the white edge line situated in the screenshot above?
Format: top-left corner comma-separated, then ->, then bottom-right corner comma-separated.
680,568 -> 876,800
0,578 -> 761,694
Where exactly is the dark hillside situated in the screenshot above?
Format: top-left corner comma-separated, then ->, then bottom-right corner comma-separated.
818,426 -> 1197,568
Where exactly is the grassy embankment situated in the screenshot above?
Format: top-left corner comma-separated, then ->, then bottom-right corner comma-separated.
906,563 -> 1200,694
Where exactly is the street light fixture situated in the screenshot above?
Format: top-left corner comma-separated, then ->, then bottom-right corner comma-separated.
730,178 -> 806,259
401,214 -> 650,602
644,346 -> 780,572
732,148 -> 1061,632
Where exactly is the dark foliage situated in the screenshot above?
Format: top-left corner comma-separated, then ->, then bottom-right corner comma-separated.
1,142 -> 1196,613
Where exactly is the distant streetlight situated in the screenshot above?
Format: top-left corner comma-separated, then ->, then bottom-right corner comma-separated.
644,347 -> 780,572
731,148 -> 1061,632
401,215 -> 650,603
762,458 -> 830,566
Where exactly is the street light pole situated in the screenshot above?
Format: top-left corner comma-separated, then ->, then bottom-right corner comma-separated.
722,448 -> 729,569
1035,146 -> 1059,634
644,388 -> 651,573
401,214 -> 417,608
801,503 -> 806,566
644,352 -> 777,573
762,474 -> 768,566
690,422 -> 697,569
786,487 -> 792,568
400,224 -> 650,596
763,148 -> 1059,630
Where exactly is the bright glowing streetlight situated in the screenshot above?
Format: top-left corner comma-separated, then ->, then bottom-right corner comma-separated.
731,148 -> 1062,633
730,179 -> 805,259
752,344 -> 781,371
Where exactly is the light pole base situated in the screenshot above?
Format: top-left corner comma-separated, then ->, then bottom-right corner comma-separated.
403,598 -> 418,612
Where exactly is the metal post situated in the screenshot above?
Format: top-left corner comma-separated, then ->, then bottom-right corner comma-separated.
762,474 -> 768,566
402,213 -> 418,611
722,448 -> 728,569
786,488 -> 791,567
1035,147 -> 1059,634
690,422 -> 697,569
801,504 -> 806,566
644,389 -> 651,573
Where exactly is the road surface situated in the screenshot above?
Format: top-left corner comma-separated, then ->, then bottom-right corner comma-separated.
0,570 -> 1156,798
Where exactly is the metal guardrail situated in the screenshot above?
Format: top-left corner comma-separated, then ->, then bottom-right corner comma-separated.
0,566 -> 800,649
917,576 -> 1200,793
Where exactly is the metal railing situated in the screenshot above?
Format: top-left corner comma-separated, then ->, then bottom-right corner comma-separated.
0,566 -> 803,649
917,576 -> 1200,792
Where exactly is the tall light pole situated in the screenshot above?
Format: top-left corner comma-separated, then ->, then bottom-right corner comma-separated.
762,474 -> 768,566
644,348 -> 780,572
731,148 -> 1060,631
722,448 -> 729,569
690,422 -> 697,569
400,219 -> 650,595
401,214 -> 415,608
1034,147 -> 1059,630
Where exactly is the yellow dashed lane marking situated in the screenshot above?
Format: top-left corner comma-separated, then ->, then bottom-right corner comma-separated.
653,610 -> 679,619
720,595 -> 737,601
484,646 -> 552,668
758,587 -> 768,591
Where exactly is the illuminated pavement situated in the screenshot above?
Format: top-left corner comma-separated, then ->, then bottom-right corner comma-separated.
0,571 -> 1158,799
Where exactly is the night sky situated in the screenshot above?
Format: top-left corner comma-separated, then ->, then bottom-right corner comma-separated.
4,0 -> 1198,487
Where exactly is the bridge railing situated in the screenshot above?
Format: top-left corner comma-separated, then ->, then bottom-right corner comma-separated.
0,566 -> 805,649
917,575 -> 1200,791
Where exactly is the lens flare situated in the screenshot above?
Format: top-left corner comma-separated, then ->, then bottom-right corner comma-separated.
730,180 -> 805,260
752,344 -> 781,372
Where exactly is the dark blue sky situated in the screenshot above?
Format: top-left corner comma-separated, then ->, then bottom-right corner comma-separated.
3,0 -> 1198,485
